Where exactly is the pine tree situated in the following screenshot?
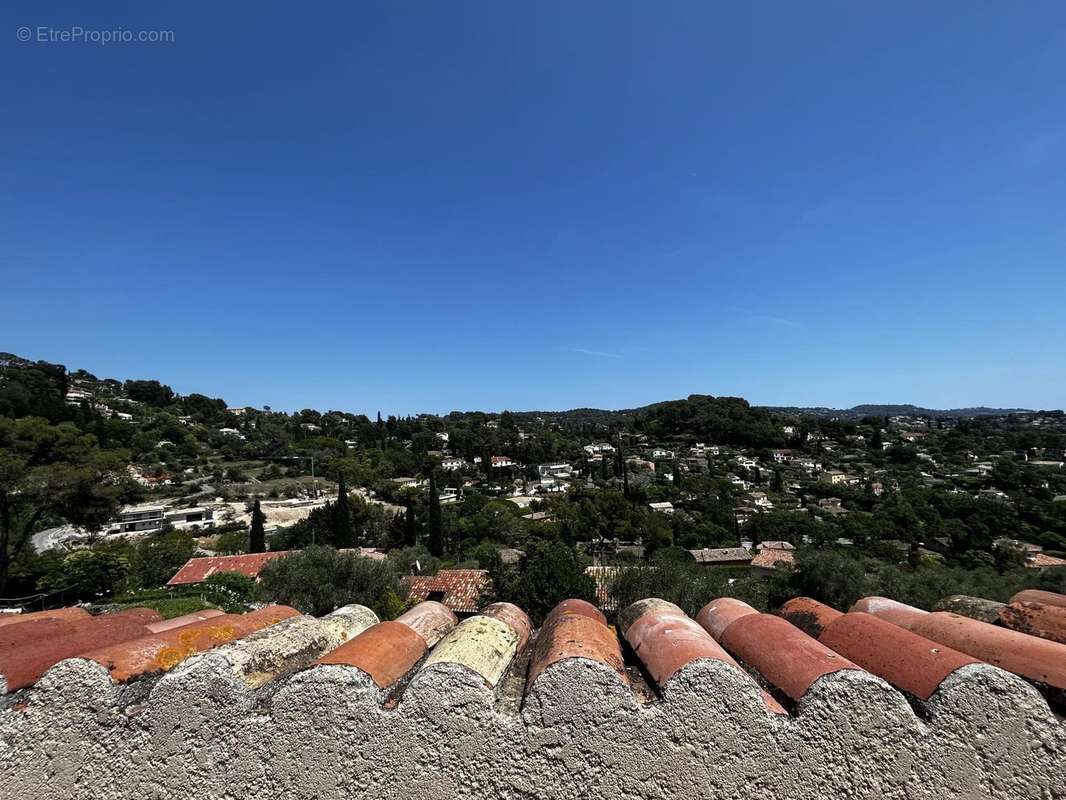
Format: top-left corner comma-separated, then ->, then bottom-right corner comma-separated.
377,411 -> 385,450
333,473 -> 353,548
403,503 -> 417,547
427,470 -> 443,556
249,499 -> 266,553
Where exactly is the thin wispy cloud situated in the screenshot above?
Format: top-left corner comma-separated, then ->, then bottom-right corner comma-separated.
568,347 -> 622,359
748,314 -> 806,330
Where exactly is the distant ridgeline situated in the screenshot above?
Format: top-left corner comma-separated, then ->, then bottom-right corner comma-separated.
764,403 -> 1045,420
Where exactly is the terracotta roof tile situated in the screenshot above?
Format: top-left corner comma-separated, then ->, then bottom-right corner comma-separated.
146,609 -> 226,634
695,597 -> 759,640
1027,553 -> 1066,569
526,600 -> 625,689
479,602 -> 532,651
932,594 -> 1005,624
852,597 -> 1066,691
393,601 -> 458,648
0,611 -> 151,693
698,598 -> 860,701
621,599 -> 786,715
77,605 -> 300,683
314,601 -> 458,690
778,596 -> 843,639
750,548 -> 795,570
998,601 -> 1066,645
167,552 -> 293,585
0,606 -> 89,630
419,613 -> 518,688
1010,589 -> 1066,609
817,610 -> 979,700
316,620 -> 428,689
542,598 -> 606,627
401,569 -> 489,615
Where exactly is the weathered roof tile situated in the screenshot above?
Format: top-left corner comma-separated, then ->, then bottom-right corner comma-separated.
998,600 -> 1066,645
77,605 -> 300,684
852,597 -> 1066,690
699,598 -> 860,701
167,552 -> 292,585
0,611 -> 151,693
526,600 -> 625,689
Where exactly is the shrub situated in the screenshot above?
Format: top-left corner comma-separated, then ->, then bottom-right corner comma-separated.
257,545 -> 401,618
203,571 -> 257,605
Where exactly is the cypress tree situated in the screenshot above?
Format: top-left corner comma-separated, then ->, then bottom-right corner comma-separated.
403,503 -> 417,547
249,499 -> 266,553
427,470 -> 443,557
333,473 -> 353,548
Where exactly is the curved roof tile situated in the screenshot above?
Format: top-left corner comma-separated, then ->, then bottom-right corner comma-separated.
997,601 -> 1066,646
1010,589 -> 1066,609
527,602 -> 624,689
479,602 -> 532,651
316,620 -> 427,689
856,599 -> 1066,691
700,601 -> 860,701
77,605 -> 299,683
394,601 -> 458,648
817,610 -> 979,700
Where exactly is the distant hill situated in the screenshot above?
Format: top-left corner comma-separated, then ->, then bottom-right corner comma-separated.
764,403 -> 1037,420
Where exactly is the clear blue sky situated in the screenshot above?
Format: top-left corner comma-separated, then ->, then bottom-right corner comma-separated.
2,2 -> 1064,414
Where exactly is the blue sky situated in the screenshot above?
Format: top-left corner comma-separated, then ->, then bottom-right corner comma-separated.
2,2 -> 1065,414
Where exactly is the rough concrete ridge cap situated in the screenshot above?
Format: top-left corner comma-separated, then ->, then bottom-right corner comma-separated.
315,620 -> 427,689
479,602 -> 532,651
1010,589 -> 1066,609
0,612 -> 150,693
420,614 -> 518,689
622,602 -> 787,716
998,601 -> 1066,645
857,598 -> 1066,690
778,597 -> 844,639
816,611 -> 980,701
0,606 -> 89,629
75,605 -> 300,684
394,601 -> 458,648
695,597 -> 760,641
170,604 -> 380,690
146,609 -> 226,634
709,609 -> 861,702
527,604 -> 626,690
542,598 -> 607,627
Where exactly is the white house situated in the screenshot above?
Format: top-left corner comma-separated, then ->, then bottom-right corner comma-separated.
648,501 -> 674,514
440,457 -> 465,471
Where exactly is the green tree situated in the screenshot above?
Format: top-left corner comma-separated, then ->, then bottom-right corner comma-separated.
491,540 -> 595,624
131,530 -> 194,588
257,545 -> 401,618
39,549 -> 130,602
333,473 -> 353,548
249,499 -> 266,553
403,503 -> 418,547
0,417 -> 127,592
427,470 -> 443,556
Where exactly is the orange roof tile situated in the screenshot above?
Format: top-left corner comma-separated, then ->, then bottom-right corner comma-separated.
401,569 -> 489,614
167,551 -> 293,585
